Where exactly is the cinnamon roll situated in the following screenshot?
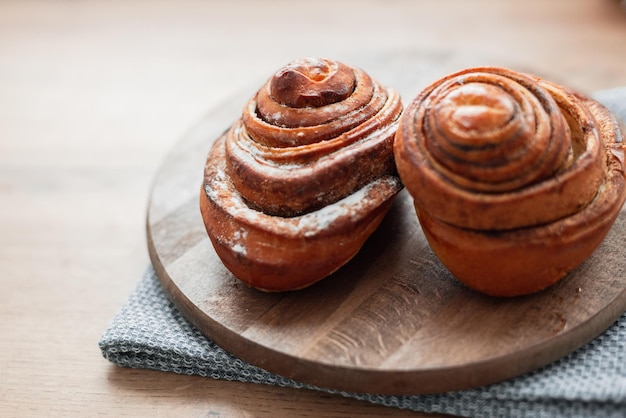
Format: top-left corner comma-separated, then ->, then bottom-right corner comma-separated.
200,58 -> 403,291
394,67 -> 626,297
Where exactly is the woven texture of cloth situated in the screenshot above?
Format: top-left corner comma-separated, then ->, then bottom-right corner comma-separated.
100,89 -> 626,418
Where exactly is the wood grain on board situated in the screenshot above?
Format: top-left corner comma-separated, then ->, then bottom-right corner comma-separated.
146,55 -> 626,395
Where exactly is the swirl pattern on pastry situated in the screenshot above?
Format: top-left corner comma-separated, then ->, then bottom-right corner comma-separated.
394,67 -> 626,296
201,58 -> 403,291
227,57 -> 402,217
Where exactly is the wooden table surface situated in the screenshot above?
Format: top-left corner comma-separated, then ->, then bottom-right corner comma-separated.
2,1 -> 626,416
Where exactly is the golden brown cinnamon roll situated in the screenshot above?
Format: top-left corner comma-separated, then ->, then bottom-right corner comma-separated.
200,58 -> 403,291
394,67 -> 626,297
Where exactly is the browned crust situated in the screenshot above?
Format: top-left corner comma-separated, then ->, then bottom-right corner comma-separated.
229,60 -> 402,217
200,136 -> 402,291
199,58 -> 404,291
395,66 -> 626,297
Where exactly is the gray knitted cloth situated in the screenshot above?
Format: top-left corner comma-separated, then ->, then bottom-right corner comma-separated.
100,88 -> 626,418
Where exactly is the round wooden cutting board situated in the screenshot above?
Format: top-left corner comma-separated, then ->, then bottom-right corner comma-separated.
146,51 -> 626,395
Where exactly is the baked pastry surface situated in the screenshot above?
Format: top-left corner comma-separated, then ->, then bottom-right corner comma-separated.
200,58 -> 403,291
394,67 -> 626,297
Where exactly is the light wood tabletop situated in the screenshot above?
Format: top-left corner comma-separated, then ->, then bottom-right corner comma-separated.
2,1 -> 626,416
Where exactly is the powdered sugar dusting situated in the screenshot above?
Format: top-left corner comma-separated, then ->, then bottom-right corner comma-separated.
204,163 -> 401,239
298,180 -> 393,237
229,229 -> 248,255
